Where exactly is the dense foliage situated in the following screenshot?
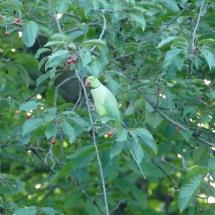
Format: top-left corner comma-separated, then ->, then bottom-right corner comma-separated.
1,0 -> 215,214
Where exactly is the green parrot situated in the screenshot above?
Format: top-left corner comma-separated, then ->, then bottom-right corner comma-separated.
85,76 -> 121,125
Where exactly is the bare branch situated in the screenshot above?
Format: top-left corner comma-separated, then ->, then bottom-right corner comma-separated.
90,12 -> 107,52
75,68 -> 109,215
72,81 -> 82,111
191,0 -> 205,49
54,76 -> 76,108
24,84 -> 40,102
166,5 -> 190,28
139,91 -> 215,148
52,9 -> 63,34
161,155 -> 188,172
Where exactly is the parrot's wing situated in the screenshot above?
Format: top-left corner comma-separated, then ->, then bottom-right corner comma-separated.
104,91 -> 121,122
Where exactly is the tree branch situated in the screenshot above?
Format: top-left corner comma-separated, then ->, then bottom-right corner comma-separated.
139,91 -> 215,148
90,11 -> 107,52
191,0 -> 205,50
75,69 -> 109,215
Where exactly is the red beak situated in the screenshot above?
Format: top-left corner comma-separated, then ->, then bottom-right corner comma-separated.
85,79 -> 90,87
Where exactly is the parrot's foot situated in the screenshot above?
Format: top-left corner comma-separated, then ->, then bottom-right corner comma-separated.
88,102 -> 95,112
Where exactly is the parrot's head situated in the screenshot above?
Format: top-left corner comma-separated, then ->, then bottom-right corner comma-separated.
85,76 -> 100,88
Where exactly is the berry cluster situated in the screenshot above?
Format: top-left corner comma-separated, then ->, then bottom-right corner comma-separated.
67,57 -> 77,64
104,130 -> 114,138
5,18 -> 20,37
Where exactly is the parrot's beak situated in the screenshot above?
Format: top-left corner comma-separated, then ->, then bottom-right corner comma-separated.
85,79 -> 90,87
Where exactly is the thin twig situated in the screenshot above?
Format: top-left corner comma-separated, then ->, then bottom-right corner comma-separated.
72,82 -> 82,111
24,84 -> 40,102
113,52 -> 134,60
192,18 -> 215,34
64,23 -> 102,33
60,131 -> 66,163
191,0 -> 205,50
75,69 -> 109,215
110,201 -> 122,214
166,5 -> 190,28
161,156 -> 188,172
140,91 -> 215,148
151,160 -> 178,188
54,76 -> 76,107
52,9 -> 63,34
90,12 -> 107,52
44,144 -> 56,170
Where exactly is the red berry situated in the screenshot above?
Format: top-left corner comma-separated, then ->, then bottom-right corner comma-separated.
5,32 -> 9,36
14,18 -> 20,23
26,115 -> 31,119
72,58 -> 77,63
67,59 -> 72,64
51,139 -> 56,145
108,130 -> 114,137
176,126 -> 181,131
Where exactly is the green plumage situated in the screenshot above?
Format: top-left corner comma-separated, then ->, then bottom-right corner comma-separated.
85,76 -> 121,124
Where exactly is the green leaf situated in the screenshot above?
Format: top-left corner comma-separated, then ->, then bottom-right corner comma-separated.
193,145 -> 208,162
161,0 -> 179,12
49,0 -> 61,8
157,36 -> 178,48
146,110 -> 163,128
110,141 -> 124,159
44,41 -> 67,47
129,13 -> 146,32
45,124 -> 58,139
178,130 -> 193,142
36,73 -> 50,85
178,166 -> 208,213
105,75 -> 120,95
186,166 -> 209,179
208,157 -> 215,171
125,98 -> 145,115
69,31 -> 84,40
15,64 -> 30,88
163,48 -> 182,68
22,118 -> 43,135
103,155 -> 118,178
18,134 -> 31,145
130,132 -> 144,164
14,207 -> 37,215
22,21 -> 39,47
45,50 -> 68,70
79,47 -> 92,66
19,101 -> 37,112
116,128 -> 128,142
0,2 -> 21,16
51,162 -> 72,183
86,56 -> 103,78
134,128 -> 157,153
67,144 -> 111,159
51,33 -> 72,41
34,48 -> 51,59
197,38 -> 215,46
62,121 -> 76,143
67,145 -> 94,159
40,207 -> 57,215
82,39 -> 107,47
70,116 -> 90,127
200,47 -> 215,70
69,153 -> 96,169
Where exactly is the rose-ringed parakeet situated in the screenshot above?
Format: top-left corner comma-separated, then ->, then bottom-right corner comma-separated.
85,76 -> 121,126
